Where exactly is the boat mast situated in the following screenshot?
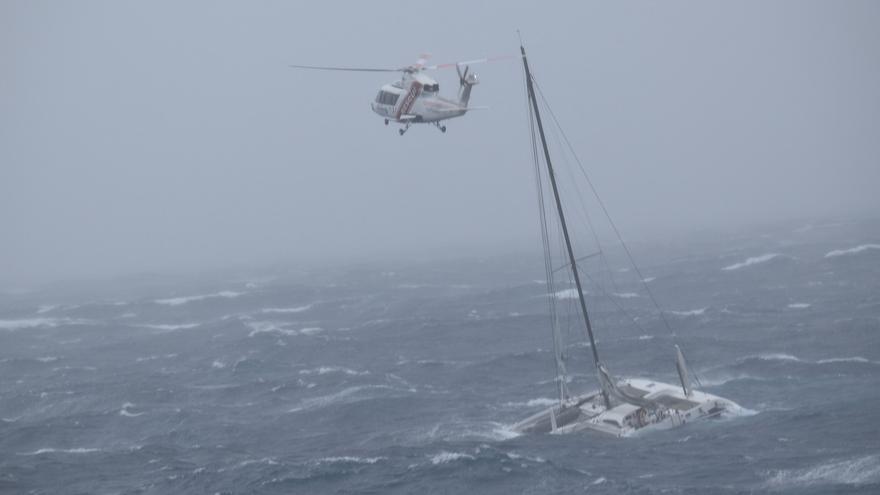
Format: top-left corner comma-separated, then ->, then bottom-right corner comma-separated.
521,44 -> 610,408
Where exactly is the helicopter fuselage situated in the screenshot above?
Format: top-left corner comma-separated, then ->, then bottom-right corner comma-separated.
370,72 -> 473,129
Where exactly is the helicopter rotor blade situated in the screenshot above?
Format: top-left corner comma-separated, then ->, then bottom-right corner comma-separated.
424,55 -> 515,71
289,64 -> 402,73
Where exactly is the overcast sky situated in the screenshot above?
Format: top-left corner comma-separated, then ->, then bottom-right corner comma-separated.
2,1 -> 878,287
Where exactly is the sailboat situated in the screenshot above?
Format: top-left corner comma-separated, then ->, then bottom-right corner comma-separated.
512,43 -> 744,437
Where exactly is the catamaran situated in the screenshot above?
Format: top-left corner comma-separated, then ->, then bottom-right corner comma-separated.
512,43 -> 744,437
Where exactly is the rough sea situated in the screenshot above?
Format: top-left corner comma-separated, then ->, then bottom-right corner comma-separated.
2,219 -> 879,494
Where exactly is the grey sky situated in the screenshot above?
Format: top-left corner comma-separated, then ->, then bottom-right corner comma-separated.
2,1 -> 878,287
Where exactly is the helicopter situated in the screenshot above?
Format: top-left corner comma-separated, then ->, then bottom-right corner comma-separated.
289,55 -> 503,135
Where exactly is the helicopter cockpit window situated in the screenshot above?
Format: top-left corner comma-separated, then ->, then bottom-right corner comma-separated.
423,84 -> 439,93
376,91 -> 399,106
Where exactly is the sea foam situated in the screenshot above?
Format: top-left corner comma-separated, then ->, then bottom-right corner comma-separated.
668,307 -> 707,317
155,291 -> 244,306
261,304 -> 313,314
722,253 -> 782,271
824,244 -> 880,258
0,317 -> 87,331
765,455 -> 880,488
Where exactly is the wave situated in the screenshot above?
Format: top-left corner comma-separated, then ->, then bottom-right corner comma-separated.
430,451 -> 475,465
139,323 -> 201,331
787,303 -> 811,309
154,291 -> 244,306
739,353 -> 878,365
817,356 -> 877,365
35,356 -> 59,363
753,353 -> 802,362
502,398 -> 556,409
261,304 -> 313,314
554,288 -> 583,300
316,456 -> 385,465
699,373 -> 767,387
0,317 -> 88,331
222,457 -> 280,472
246,321 -> 298,337
613,292 -> 640,299
669,307 -> 707,317
119,402 -> 144,417
722,253 -> 782,271
135,353 -> 178,363
299,366 -> 370,376
19,447 -> 102,455
765,455 -> 880,488
288,385 -> 402,413
825,244 -> 880,258
506,452 -> 546,463
415,421 -> 520,443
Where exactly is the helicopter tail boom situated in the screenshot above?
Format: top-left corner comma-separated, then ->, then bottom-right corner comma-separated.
456,65 -> 479,107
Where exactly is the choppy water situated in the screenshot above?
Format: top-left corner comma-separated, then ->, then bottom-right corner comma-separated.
2,219 -> 879,494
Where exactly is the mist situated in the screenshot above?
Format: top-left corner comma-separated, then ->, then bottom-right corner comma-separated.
3,0 -> 879,287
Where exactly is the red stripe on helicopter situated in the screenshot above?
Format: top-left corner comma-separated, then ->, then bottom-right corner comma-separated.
396,81 -> 422,119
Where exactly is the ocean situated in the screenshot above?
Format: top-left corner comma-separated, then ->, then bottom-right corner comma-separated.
1,219 -> 879,494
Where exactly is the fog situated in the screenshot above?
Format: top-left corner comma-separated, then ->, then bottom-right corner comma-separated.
3,0 -> 878,287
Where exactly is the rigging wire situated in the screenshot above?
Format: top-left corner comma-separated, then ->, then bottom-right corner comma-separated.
530,75 -> 706,389
531,77 -> 676,337
535,83 -> 645,339
524,69 -> 569,402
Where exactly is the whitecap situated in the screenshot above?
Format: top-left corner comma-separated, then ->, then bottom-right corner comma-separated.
288,385 -> 400,413
227,457 -> 279,471
316,456 -> 385,465
502,398 -> 556,409
35,356 -> 59,363
154,291 -> 244,306
752,353 -> 802,362
260,304 -> 313,314
722,253 -> 782,271
430,451 -> 475,465
299,327 -> 324,335
817,357 -> 877,365
135,354 -> 177,362
505,452 -> 546,463
699,373 -> 765,387
613,292 -> 640,299
119,402 -> 144,417
298,366 -> 370,376
554,288 -> 583,300
787,303 -> 811,309
19,447 -> 102,455
825,244 -> 880,258
139,323 -> 200,331
765,455 -> 880,488
669,307 -> 707,317
0,317 -> 88,331
246,321 -> 298,337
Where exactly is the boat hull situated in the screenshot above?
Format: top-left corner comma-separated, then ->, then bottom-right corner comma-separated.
513,378 -> 742,437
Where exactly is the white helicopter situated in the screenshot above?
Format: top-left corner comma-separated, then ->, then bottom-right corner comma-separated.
290,55 -> 503,135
